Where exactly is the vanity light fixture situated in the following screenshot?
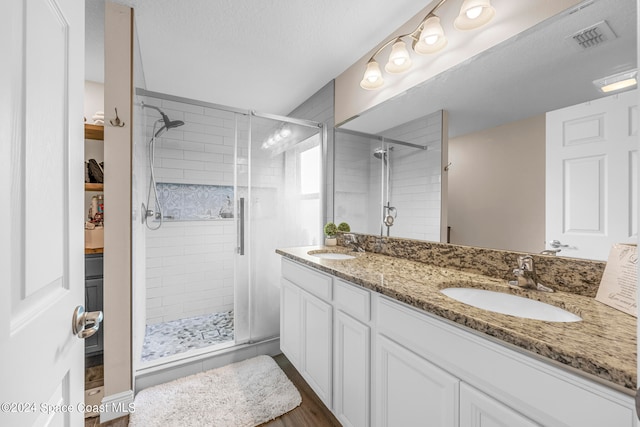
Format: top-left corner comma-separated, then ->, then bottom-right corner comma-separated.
593,69 -> 638,93
360,0 -> 496,90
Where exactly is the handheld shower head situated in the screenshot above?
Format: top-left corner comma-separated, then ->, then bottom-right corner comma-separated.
141,101 -> 185,137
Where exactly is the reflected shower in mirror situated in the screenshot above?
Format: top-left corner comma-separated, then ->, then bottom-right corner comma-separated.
334,110 -> 446,241
336,0 -> 637,260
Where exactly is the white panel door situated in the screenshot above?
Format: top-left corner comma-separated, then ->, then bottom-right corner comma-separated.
0,0 -> 85,425
334,310 -> 370,427
460,383 -> 539,427
301,289 -> 333,408
375,335 -> 459,427
280,278 -> 302,368
546,90 -> 638,260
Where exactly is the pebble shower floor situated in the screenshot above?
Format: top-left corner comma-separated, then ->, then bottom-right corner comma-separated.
141,311 -> 234,362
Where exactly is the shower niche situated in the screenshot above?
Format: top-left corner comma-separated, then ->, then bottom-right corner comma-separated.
155,183 -> 234,221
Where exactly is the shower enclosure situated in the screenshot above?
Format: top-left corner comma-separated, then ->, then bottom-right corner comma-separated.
132,90 -> 324,369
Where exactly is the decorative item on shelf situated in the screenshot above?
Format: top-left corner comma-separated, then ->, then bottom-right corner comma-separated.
92,111 -> 104,125
88,194 -> 104,226
337,222 -> 351,233
360,0 -> 496,90
84,221 -> 104,249
86,159 -> 104,183
324,222 -> 338,246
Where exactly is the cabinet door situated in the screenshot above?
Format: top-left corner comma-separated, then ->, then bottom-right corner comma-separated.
280,279 -> 302,368
460,383 -> 539,427
301,289 -> 333,408
375,335 -> 459,427
85,277 -> 104,354
334,310 -> 370,427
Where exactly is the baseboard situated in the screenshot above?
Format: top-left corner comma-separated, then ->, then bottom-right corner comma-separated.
99,389 -> 135,423
135,338 -> 281,392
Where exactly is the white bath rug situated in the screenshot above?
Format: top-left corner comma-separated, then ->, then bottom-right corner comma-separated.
129,355 -> 301,427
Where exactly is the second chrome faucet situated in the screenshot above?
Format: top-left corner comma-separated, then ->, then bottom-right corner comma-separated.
509,255 -> 554,292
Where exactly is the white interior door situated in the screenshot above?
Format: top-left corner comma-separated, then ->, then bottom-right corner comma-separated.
1,0 -> 85,425
546,90 -> 638,260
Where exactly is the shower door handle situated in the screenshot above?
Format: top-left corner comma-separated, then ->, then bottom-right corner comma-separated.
238,197 -> 245,255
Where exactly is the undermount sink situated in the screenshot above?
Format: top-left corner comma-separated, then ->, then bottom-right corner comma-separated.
441,287 -> 582,323
309,252 -> 356,260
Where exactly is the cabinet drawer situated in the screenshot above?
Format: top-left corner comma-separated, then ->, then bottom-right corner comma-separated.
85,254 -> 103,278
282,259 -> 332,301
334,279 -> 370,322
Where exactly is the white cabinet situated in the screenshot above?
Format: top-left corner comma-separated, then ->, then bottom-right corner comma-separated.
279,258 -> 636,427
375,334 -> 459,427
460,383 -> 538,427
334,310 -> 370,427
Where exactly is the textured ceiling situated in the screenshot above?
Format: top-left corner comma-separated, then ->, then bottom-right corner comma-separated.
98,0 -> 435,115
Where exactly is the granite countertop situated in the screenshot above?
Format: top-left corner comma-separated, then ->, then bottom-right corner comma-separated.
276,245 -> 637,394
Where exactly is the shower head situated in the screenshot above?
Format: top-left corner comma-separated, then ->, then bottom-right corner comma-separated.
141,102 -> 185,137
373,148 -> 386,159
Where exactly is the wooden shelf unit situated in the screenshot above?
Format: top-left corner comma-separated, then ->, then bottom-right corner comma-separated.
85,183 -> 104,192
84,124 -> 104,140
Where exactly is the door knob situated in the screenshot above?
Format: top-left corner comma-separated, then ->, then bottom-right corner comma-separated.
72,305 -> 103,339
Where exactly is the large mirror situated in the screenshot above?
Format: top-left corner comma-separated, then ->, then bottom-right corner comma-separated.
336,0 -> 637,261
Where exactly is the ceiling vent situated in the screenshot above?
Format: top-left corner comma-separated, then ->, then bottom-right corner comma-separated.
566,20 -> 617,51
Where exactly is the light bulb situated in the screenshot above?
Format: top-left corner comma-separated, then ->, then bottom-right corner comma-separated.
466,6 -> 483,19
455,0 -> 495,30
423,34 -> 439,45
385,40 -> 412,74
360,60 -> 384,90
414,16 -> 447,54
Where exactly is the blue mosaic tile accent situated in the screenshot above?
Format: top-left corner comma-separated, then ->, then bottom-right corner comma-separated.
156,183 -> 234,221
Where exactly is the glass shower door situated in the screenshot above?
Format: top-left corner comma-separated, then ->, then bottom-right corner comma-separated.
234,112 -> 323,344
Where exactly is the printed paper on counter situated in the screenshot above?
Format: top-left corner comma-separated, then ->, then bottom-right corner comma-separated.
595,244 -> 638,317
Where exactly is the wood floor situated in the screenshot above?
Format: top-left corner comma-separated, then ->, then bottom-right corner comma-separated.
260,354 -> 341,427
85,353 -> 340,427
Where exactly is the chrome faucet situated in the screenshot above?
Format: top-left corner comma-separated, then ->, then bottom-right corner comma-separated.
344,233 -> 365,252
508,255 -> 554,292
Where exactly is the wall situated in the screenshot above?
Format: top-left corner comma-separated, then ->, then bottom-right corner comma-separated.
287,80 -> 335,225
84,80 -> 104,122
102,1 -> 133,419
447,114 -> 545,253
140,97 -> 237,324
334,0 -> 583,125
335,111 -> 444,242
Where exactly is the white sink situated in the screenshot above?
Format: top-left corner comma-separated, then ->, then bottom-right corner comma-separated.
309,252 -> 356,260
441,287 -> 581,323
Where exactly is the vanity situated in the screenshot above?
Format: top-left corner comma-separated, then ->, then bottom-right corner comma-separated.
277,241 -> 636,427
